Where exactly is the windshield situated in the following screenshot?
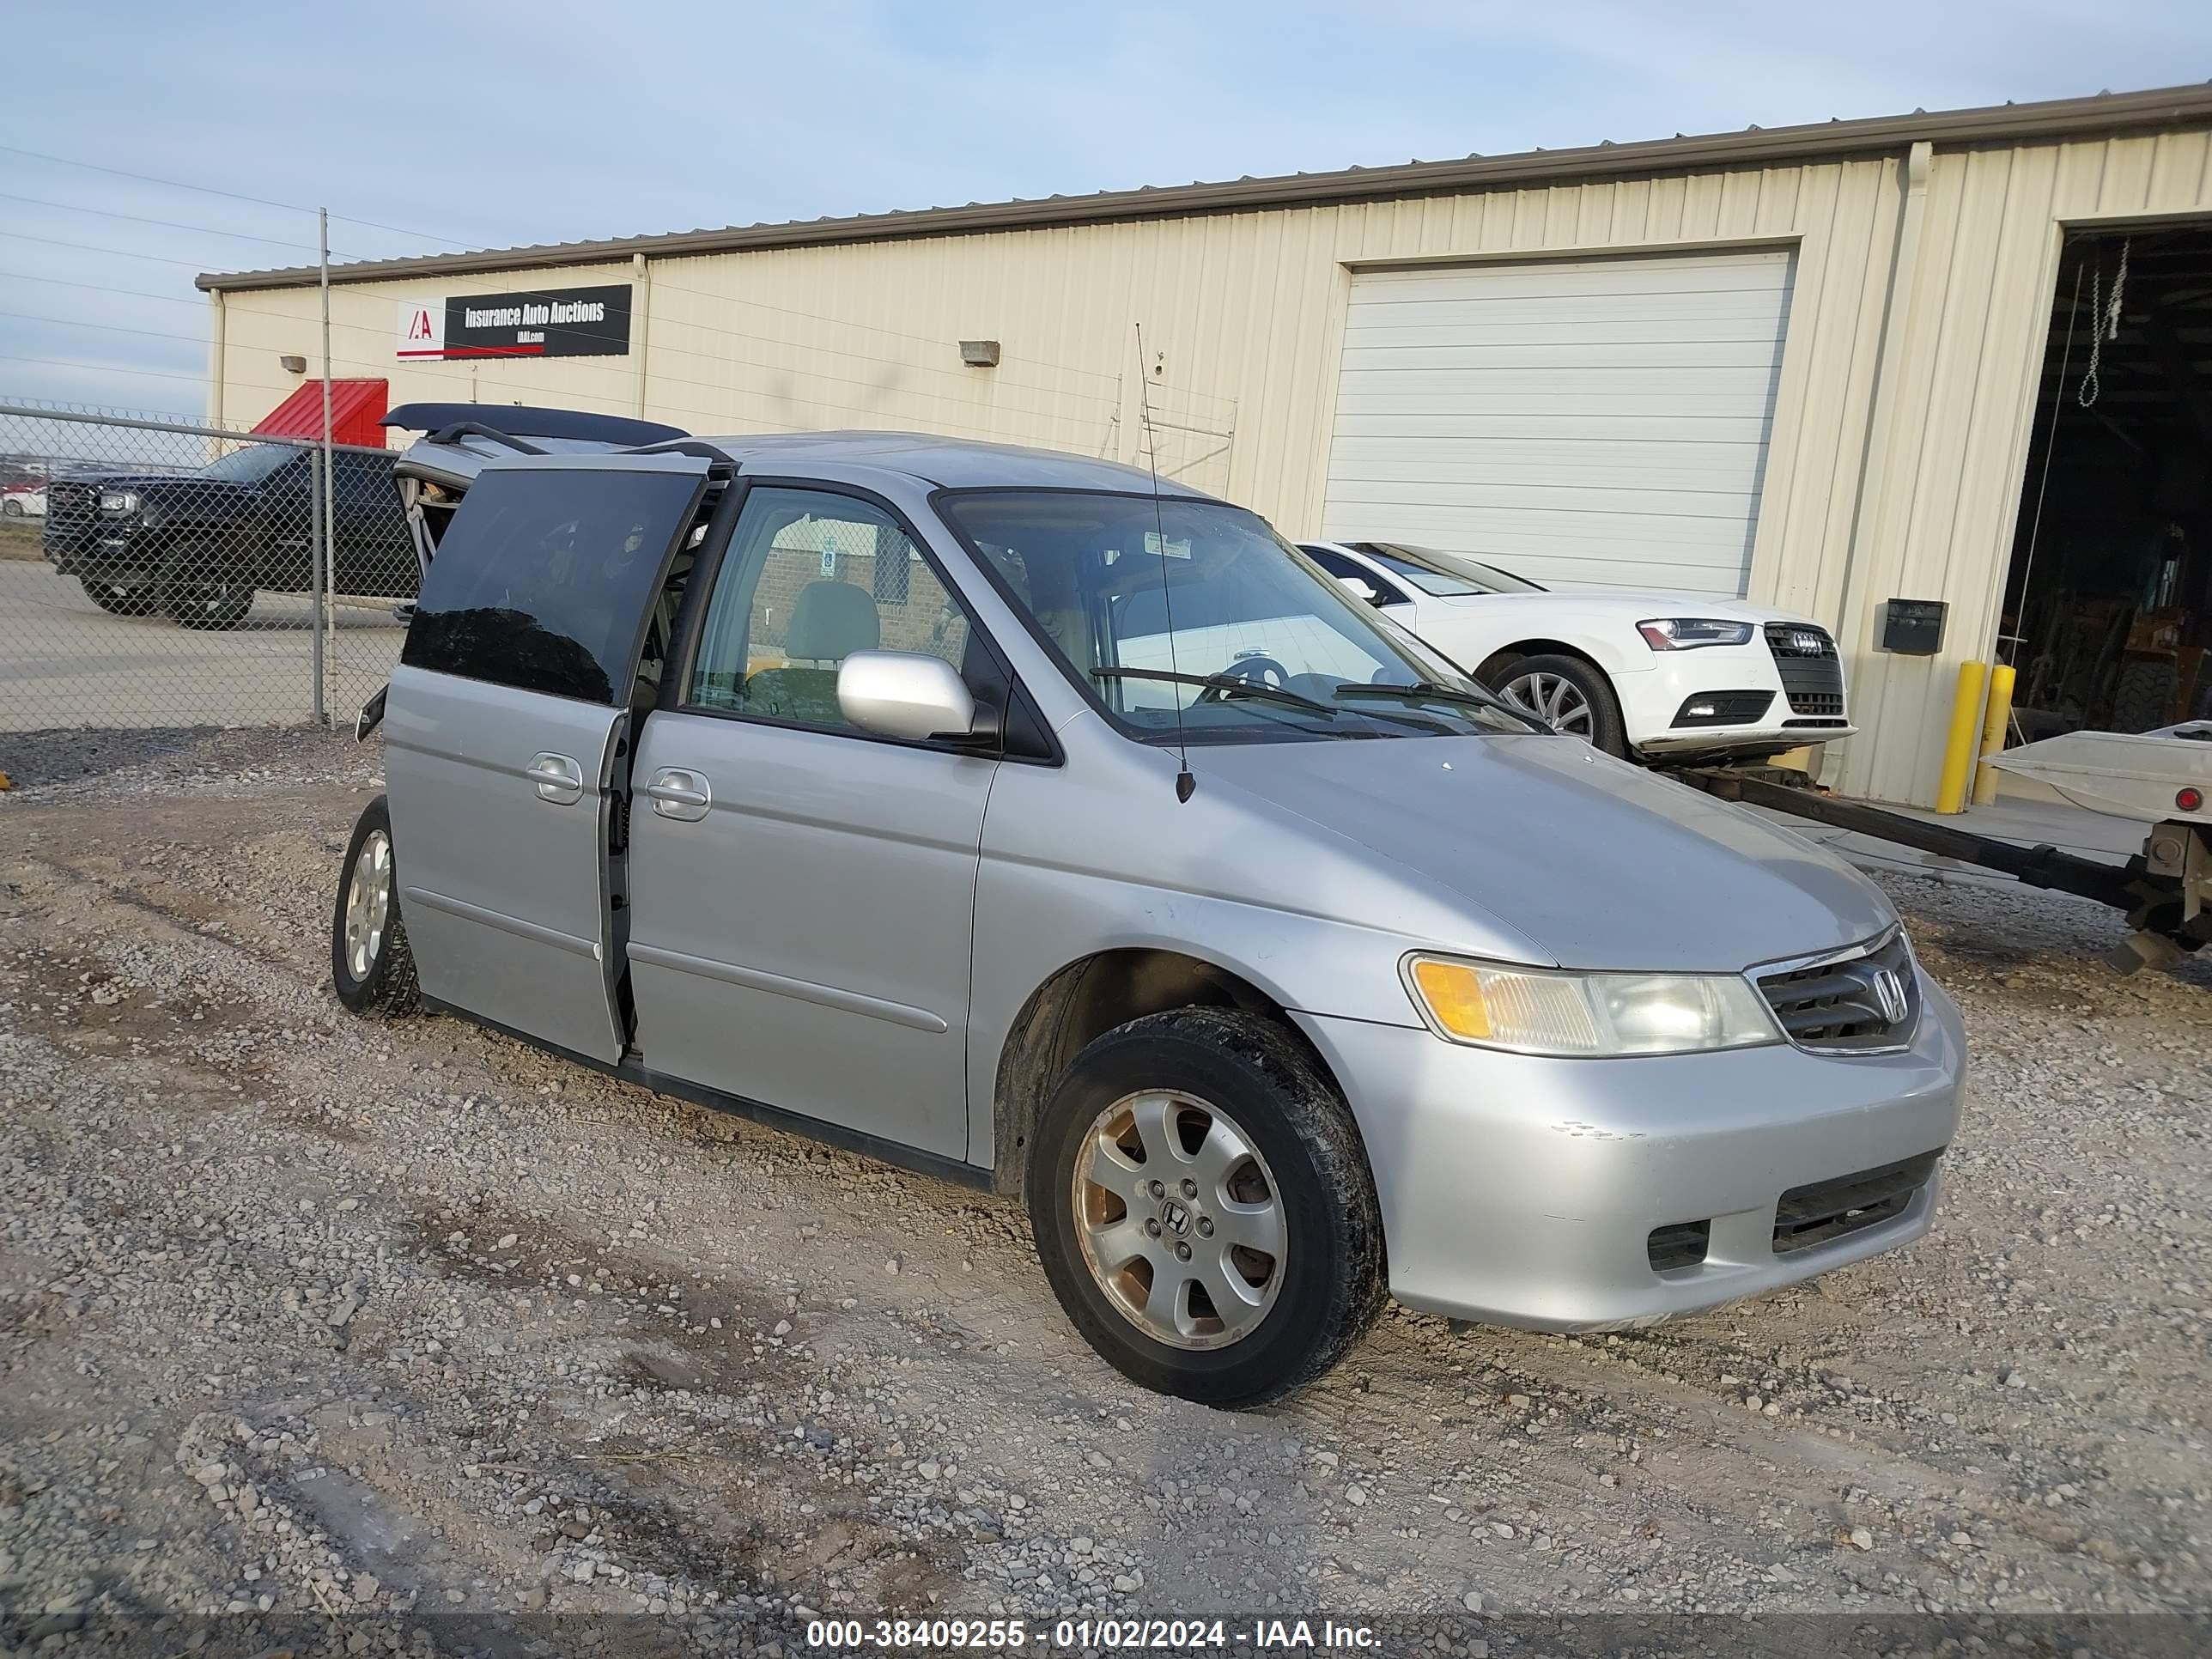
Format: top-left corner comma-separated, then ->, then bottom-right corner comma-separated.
1351,542 -> 1546,596
200,445 -> 300,484
939,491 -> 1539,744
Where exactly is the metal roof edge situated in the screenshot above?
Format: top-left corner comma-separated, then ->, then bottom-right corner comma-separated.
199,82 -> 2212,294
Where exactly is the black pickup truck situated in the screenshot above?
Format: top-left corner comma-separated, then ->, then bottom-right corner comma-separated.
44,442 -> 415,629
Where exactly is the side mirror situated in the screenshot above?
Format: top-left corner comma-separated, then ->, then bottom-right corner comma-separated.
838,649 -> 981,744
1335,574 -> 1384,606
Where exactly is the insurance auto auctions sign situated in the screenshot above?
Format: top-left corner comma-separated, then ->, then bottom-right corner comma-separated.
395,283 -> 632,361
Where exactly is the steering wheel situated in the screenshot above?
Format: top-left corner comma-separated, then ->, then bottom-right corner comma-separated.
1195,654 -> 1291,701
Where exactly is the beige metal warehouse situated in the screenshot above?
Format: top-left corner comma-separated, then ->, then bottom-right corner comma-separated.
200,83 -> 2212,806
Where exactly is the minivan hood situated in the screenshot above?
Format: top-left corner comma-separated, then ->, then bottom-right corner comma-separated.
1198,734 -> 1893,973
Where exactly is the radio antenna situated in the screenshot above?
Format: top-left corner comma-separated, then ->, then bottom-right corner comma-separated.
1133,323 -> 1196,803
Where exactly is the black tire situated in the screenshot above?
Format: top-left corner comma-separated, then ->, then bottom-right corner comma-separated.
160,542 -> 256,631
80,577 -> 161,617
2,499 -> 21,517
2112,658 -> 2178,732
1482,652 -> 1628,757
331,796 -> 420,1018
1026,1007 -> 1385,1408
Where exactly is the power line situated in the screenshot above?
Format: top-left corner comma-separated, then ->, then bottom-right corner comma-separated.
1,266 -> 1128,410
0,190 -> 341,254
0,349 -> 1111,449
232,297 -> 1122,410
0,143 -> 314,215
0,190 -> 385,258
0,140 -> 498,264
0,230 -> 222,268
0,308 -> 211,346
2,140 -> 1152,401
0,268 -> 210,307
4,302 -> 1110,425
0,354 -> 213,385
0,143 -> 1237,432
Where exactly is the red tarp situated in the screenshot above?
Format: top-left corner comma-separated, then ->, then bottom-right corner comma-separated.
251,379 -> 389,448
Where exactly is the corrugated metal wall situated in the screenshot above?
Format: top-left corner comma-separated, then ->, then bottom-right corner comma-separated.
1838,130 -> 2212,802
214,127 -> 2212,803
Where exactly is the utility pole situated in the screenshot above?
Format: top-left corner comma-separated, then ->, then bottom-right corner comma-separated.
315,206 -> 334,726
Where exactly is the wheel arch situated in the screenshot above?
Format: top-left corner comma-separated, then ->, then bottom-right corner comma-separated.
1472,636 -> 1613,684
989,947 -> 1341,1197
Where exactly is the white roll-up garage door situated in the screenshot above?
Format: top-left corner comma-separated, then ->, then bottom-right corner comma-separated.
1321,249 -> 1795,597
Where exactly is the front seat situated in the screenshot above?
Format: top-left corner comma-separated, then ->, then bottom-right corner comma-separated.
745,580 -> 881,726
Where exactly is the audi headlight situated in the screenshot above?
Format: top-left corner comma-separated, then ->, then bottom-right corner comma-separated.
1638,617 -> 1755,650
99,489 -> 139,514
1404,953 -> 1780,1057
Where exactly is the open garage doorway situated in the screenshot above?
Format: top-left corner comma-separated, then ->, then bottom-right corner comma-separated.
2002,224 -> 2212,738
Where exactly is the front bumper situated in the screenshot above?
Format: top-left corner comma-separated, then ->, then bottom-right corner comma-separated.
44,524 -> 141,579
1619,639 -> 1854,757
1294,973 -> 1964,1329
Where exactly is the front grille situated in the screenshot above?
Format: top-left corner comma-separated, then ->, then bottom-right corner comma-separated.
1782,692 -> 1844,718
40,480 -> 102,561
1764,623 -> 1846,717
46,479 -> 99,531
1783,715 -> 1849,728
1756,929 -> 1919,1051
1773,1149 -> 1942,1255
1671,690 -> 1774,728
1647,1219 -> 1711,1273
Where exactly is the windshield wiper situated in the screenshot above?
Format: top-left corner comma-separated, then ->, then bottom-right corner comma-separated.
1332,679 -> 1539,727
1094,667 -> 1337,717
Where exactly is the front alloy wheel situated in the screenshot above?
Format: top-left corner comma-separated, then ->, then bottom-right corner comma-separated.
1028,1006 -> 1384,1407
1486,651 -> 1627,757
1072,1090 -> 1287,1351
1500,668 -> 1594,737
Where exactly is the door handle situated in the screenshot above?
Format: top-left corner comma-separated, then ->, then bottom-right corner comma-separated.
526,752 -> 586,805
646,768 -> 712,822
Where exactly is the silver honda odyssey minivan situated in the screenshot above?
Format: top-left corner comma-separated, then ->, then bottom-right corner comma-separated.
332,406 -> 1965,1407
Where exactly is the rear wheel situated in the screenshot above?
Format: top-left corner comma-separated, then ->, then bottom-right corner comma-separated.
161,542 -> 256,630
331,796 -> 419,1018
80,577 -> 160,617
1486,652 -> 1627,757
1027,1007 -> 1384,1407
2112,658 -> 2178,732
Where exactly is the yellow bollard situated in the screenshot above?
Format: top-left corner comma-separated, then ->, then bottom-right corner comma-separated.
1972,663 -> 2017,806
1935,659 -> 1987,815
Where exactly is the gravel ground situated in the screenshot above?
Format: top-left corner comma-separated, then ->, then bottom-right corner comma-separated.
0,738 -> 2207,1655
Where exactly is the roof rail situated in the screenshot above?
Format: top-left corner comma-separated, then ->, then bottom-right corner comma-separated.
625,438 -> 739,465
421,420 -> 548,456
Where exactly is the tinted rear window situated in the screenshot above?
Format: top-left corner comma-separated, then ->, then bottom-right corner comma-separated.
402,466 -> 702,704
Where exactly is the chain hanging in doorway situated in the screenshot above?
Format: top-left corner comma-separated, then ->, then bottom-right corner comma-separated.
2077,236 -> 2131,408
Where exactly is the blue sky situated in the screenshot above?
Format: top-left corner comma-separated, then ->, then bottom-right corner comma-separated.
3,0 -> 2209,416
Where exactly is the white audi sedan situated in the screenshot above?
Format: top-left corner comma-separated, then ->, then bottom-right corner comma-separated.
1299,540 -> 1854,764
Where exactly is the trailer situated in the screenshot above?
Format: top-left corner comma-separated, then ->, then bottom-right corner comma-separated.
1681,721 -> 2212,975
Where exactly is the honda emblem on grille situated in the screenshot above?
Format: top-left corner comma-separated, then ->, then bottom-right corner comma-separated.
1870,967 -> 1907,1025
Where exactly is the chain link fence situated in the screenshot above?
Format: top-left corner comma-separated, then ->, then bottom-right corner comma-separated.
0,386 -> 1240,739
0,400 -> 414,735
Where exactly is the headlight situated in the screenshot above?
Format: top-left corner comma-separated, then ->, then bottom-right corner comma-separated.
1638,617 -> 1755,650
1404,953 -> 1779,1057
99,490 -> 139,514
